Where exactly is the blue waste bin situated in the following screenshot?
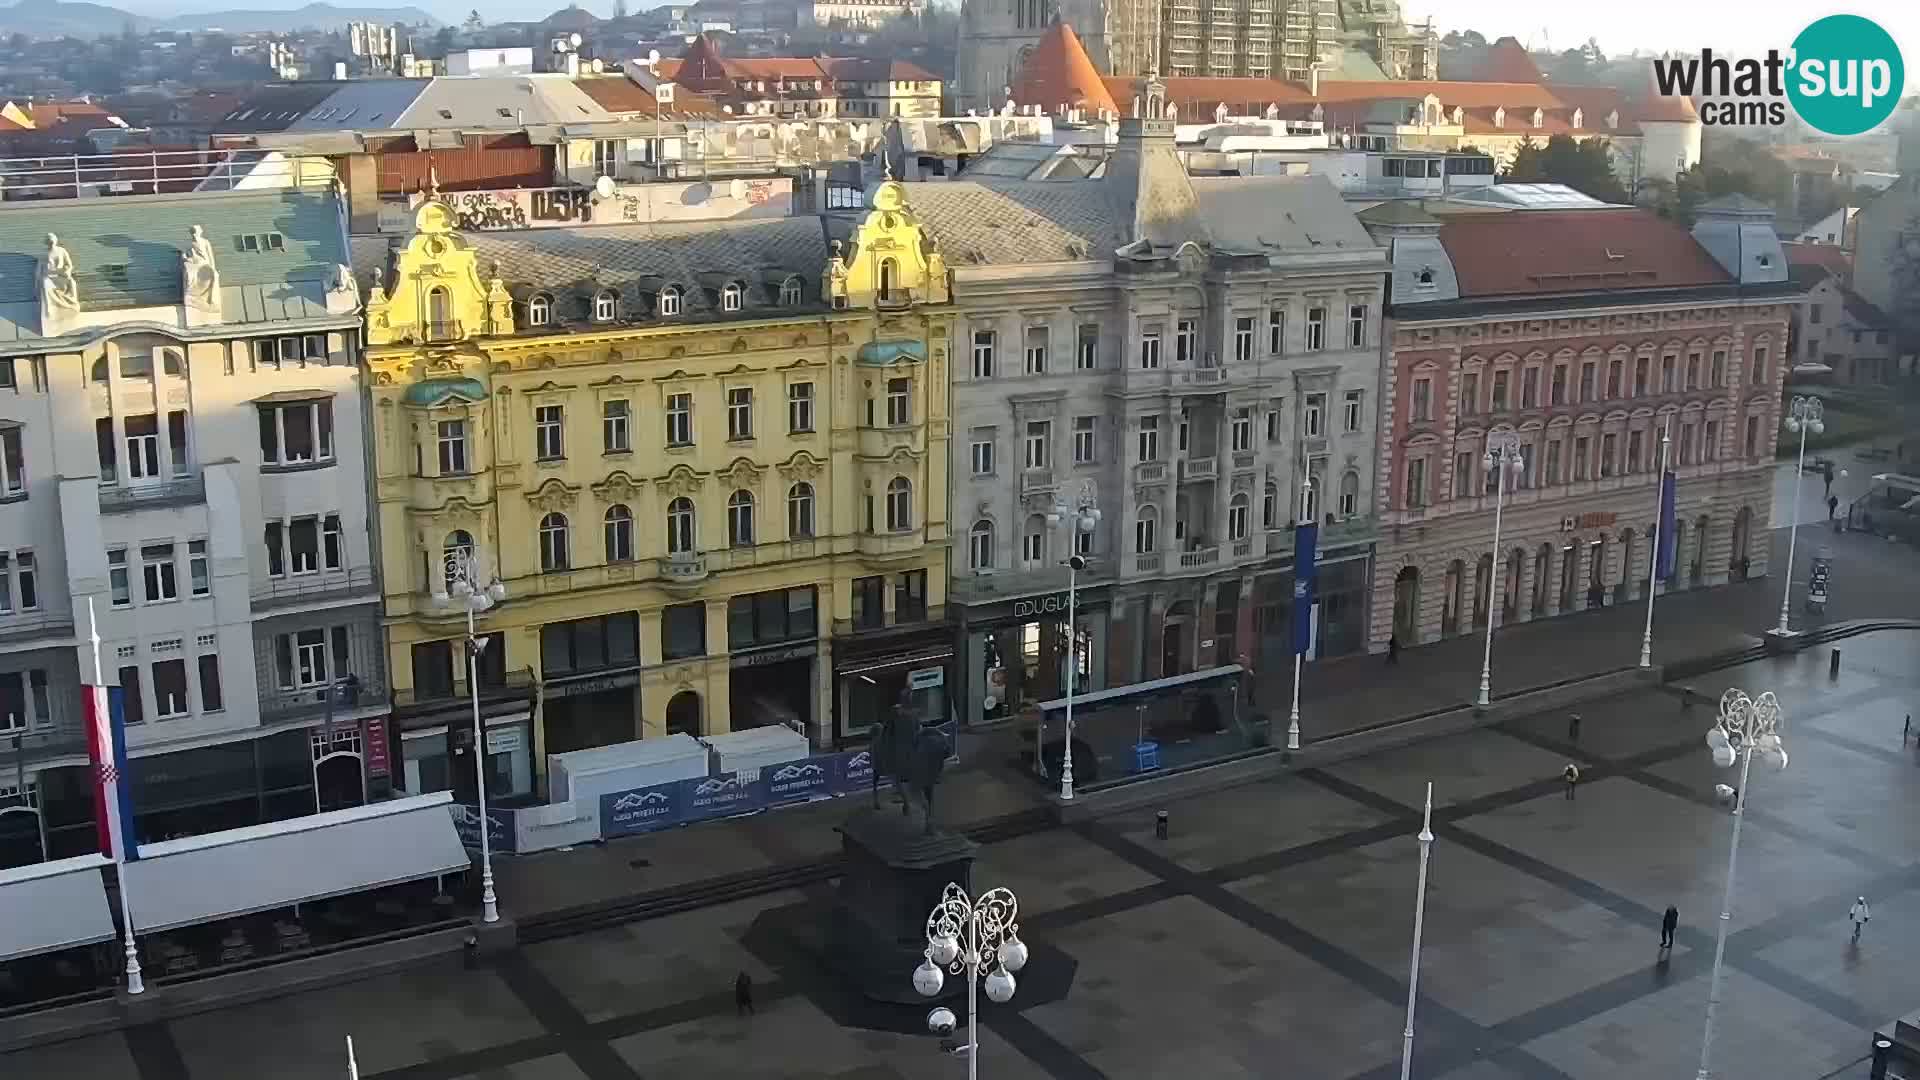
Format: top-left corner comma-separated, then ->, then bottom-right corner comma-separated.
1133,741 -> 1160,773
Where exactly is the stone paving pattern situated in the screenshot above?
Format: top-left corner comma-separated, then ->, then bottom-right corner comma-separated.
8,627 -> 1920,1080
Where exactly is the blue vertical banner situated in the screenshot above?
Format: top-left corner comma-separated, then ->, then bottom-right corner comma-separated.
1291,519 -> 1319,655
1656,471 -> 1678,579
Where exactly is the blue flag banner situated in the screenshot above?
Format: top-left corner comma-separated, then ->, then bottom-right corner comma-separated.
1292,520 -> 1319,655
1656,471 -> 1677,579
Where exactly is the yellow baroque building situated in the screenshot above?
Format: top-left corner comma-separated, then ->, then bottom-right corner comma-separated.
357,184 -> 953,801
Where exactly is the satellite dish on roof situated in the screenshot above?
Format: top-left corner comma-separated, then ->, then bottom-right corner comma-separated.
569,32 -> 583,47
595,174 -> 617,199
648,48 -> 661,71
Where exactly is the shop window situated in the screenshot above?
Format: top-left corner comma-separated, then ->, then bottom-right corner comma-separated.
852,575 -> 885,630
540,612 -> 640,676
728,586 -> 817,650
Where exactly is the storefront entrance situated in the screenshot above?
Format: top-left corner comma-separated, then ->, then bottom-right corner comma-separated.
960,586 -> 1108,727
729,647 -> 816,733
834,628 -> 953,744
542,673 -> 639,756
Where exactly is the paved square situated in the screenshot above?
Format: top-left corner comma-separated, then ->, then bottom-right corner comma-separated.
10,629 -> 1920,1080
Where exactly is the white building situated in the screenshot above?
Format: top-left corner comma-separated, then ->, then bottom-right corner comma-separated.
0,189 -> 387,866
897,78 -> 1389,727
446,47 -> 537,76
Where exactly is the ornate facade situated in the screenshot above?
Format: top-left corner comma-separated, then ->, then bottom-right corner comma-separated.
360,183 -> 952,796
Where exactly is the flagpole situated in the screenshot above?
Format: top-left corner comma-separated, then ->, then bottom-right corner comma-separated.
347,1035 -> 360,1080
90,598 -> 144,995
1639,418 -> 1671,670
1286,475 -> 1313,752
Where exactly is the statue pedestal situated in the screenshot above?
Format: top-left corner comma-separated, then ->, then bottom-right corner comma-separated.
828,808 -> 978,1004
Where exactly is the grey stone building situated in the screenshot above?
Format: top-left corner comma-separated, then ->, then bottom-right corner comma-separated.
897,80 -> 1389,726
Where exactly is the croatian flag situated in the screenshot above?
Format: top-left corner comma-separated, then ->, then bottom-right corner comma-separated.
84,683 -> 139,862
1655,470 -> 1678,580
1291,513 -> 1319,656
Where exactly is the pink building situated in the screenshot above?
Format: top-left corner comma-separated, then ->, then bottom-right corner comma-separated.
1359,195 -> 1800,651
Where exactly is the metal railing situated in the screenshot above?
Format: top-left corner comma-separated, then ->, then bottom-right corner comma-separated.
98,473 -> 205,512
0,609 -> 77,643
1178,546 -> 1221,569
391,666 -> 536,711
250,567 -> 378,609
0,148 -> 333,202
258,675 -> 391,721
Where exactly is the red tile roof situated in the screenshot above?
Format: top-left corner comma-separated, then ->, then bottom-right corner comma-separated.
1783,242 -> 1852,273
574,75 -> 729,120
1012,23 -> 1119,115
1438,209 -> 1732,298
1101,75 -> 1313,117
819,58 -> 940,82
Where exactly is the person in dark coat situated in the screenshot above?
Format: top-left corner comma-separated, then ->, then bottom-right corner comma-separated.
1660,905 -> 1678,950
1387,635 -> 1401,665
735,971 -> 754,1016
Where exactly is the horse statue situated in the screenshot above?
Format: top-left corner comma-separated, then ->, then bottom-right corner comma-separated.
869,690 -> 950,835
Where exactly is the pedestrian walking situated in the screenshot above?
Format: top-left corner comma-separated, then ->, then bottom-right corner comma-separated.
1823,460 -> 1835,498
1568,712 -> 1582,741
735,971 -> 755,1016
1850,897 -> 1871,943
1828,493 -> 1840,521
1904,714 -> 1911,742
1660,905 -> 1678,950
1387,635 -> 1401,665
1562,763 -> 1581,800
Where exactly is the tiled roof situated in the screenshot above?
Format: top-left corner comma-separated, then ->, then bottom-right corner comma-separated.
818,58 -> 941,82
1103,75 -> 1313,117
1782,242 -> 1851,277
1014,24 -> 1119,116
216,83 -> 349,133
0,189 -> 349,343
357,217 -> 833,330
1840,285 -> 1890,328
573,75 -> 729,120
1436,208 -> 1731,299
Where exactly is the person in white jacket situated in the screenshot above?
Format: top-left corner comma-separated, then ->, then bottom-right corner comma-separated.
1850,897 -> 1871,943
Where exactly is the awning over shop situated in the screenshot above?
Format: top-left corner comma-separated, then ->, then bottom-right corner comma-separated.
121,793 -> 471,934
0,854 -> 116,962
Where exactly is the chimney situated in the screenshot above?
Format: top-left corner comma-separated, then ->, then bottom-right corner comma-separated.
1310,66 -> 1320,97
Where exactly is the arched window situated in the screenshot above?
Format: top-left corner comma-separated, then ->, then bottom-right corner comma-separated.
592,290 -> 617,322
1262,481 -> 1280,529
878,258 -> 899,302
1228,493 -> 1250,540
603,504 -> 633,562
538,512 -> 570,572
667,497 -> 696,555
968,519 -> 994,571
441,529 -> 474,588
885,476 -> 912,531
1338,471 -> 1361,517
1022,514 -> 1047,567
728,490 -> 755,547
527,294 -> 552,327
658,285 -> 682,317
1305,474 -> 1322,521
787,482 -> 814,538
778,276 -> 804,306
427,286 -> 454,340
1135,505 -> 1158,553
666,690 -> 701,736
720,282 -> 744,312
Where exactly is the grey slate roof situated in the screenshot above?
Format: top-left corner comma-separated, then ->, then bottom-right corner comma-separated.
286,80 -> 432,131
356,217 -> 834,330
902,170 -> 1375,267
0,189 -> 351,345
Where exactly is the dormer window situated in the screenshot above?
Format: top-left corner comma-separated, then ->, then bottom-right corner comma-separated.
1606,109 -> 1619,130
1571,108 -> 1584,129
528,294 -> 552,327
779,276 -> 804,306
1415,267 -> 1435,288
1493,106 -> 1506,128
593,290 -> 618,322
1531,108 -> 1544,128
659,285 -> 683,317
721,282 -> 744,312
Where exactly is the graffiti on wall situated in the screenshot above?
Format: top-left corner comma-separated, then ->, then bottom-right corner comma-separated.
449,191 -> 527,231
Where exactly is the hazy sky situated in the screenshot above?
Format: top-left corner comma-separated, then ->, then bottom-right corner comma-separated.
108,0 -> 1920,86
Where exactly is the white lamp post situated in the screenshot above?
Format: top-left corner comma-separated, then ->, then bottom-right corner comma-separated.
1399,782 -> 1435,1080
1639,418 -> 1672,669
914,882 -> 1028,1080
1695,687 -> 1788,1080
432,545 -> 508,924
1776,396 -> 1823,637
1287,474 -> 1312,752
1046,482 -> 1100,802
1475,432 -> 1526,707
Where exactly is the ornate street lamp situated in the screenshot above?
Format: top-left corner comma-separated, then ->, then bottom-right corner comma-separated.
913,882 -> 1028,1080
431,545 -> 508,924
1695,687 -> 1788,1080
1476,432 -> 1526,707
1776,396 -> 1824,637
1046,482 -> 1100,801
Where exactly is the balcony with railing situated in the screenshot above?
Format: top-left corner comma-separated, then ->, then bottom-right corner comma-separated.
0,610 -> 76,644
251,566 -> 378,611
856,530 -> 927,560
258,672 -> 392,723
658,553 -> 709,587
1178,546 -> 1222,570
1019,469 -> 1057,497
1179,456 -> 1218,482
949,561 -> 1111,606
391,666 -> 536,713
99,472 -> 205,513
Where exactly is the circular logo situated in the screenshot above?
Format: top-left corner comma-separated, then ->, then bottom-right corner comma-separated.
1786,14 -> 1905,136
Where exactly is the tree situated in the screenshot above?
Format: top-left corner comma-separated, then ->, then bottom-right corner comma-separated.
463,9 -> 485,33
1886,216 -> 1920,355
1501,134 -> 1630,203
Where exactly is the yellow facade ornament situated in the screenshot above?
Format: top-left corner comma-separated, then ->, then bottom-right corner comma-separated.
525,478 -> 580,513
